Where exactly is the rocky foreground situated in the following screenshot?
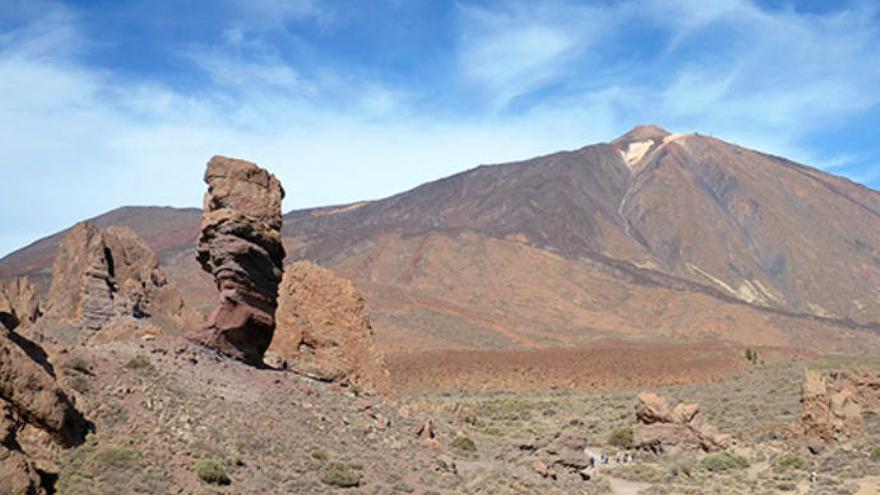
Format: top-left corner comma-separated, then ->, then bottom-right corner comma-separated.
24,334 -> 880,495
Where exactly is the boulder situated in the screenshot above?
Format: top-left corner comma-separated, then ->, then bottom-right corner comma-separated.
0,326 -> 88,494
268,261 -> 389,393
186,156 -> 285,365
634,392 -> 729,452
0,277 -> 40,331
796,368 -> 879,442
44,222 -> 196,333
635,392 -> 674,424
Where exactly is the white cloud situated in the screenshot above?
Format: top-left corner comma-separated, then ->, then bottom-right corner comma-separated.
1,0 -> 879,259
456,2 -> 611,110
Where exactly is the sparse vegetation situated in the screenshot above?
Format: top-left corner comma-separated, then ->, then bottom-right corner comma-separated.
608,427 -> 634,449
699,452 -> 749,472
62,355 -> 92,375
745,348 -> 758,364
124,355 -> 154,372
311,450 -> 328,462
96,446 -> 138,468
67,374 -> 90,394
450,435 -> 477,453
870,446 -> 880,461
195,459 -> 230,485
774,453 -> 809,470
321,462 -> 361,488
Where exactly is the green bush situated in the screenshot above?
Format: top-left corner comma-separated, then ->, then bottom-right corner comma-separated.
195,459 -> 230,485
774,453 -> 809,470
96,446 -> 138,468
311,450 -> 328,462
870,446 -> 880,461
321,462 -> 361,488
699,452 -> 749,472
745,348 -> 758,364
124,355 -> 154,372
608,427 -> 634,449
450,435 -> 477,453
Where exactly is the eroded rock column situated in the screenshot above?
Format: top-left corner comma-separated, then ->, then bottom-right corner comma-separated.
186,156 -> 285,365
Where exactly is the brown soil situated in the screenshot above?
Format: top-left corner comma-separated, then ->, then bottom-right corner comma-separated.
386,340 -> 812,394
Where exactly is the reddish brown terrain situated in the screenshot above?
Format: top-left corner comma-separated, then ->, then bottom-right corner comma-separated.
3,125 -> 880,390
3,127 -> 880,494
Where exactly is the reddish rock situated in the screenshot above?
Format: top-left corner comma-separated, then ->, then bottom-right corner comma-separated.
0,326 -> 88,494
186,156 -> 285,365
796,368 -> 880,442
0,277 -> 40,331
635,392 -> 675,424
634,392 -> 729,452
268,261 -> 389,393
44,222 -> 197,333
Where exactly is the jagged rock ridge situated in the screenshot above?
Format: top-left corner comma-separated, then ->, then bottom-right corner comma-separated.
43,222 -> 196,333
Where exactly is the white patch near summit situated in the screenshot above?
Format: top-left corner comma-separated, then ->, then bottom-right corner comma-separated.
621,140 -> 653,168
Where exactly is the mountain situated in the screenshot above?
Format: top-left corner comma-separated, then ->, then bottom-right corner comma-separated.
3,125 -> 879,357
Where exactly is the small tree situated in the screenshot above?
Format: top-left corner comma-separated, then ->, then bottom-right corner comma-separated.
744,348 -> 758,364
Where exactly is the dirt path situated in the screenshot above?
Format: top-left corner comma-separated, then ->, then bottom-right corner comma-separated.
855,476 -> 880,495
607,477 -> 649,495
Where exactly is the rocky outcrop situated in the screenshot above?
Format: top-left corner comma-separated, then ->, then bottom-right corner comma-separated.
516,424 -> 594,482
0,326 -> 88,494
634,392 -> 729,452
796,369 -> 880,442
268,261 -> 389,393
0,277 -> 40,331
186,156 -> 285,365
44,222 -> 196,333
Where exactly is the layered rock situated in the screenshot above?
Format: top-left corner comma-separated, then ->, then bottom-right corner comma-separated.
796,369 -> 880,442
186,156 -> 285,364
269,261 -> 389,392
44,222 -> 196,333
0,326 -> 88,494
0,277 -> 40,331
634,392 -> 729,452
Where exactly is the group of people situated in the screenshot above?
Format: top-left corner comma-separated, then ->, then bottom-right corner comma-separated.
587,450 -> 636,469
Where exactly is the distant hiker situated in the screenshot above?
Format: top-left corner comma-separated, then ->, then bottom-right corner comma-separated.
616,452 -> 623,463
600,451 -> 608,464
810,472 -> 817,483
625,453 -> 633,464
589,456 -> 595,469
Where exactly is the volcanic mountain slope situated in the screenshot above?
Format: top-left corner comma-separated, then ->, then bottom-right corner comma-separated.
2,125 -> 880,356
286,125 -> 880,325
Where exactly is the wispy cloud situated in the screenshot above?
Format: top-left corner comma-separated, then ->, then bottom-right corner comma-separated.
1,0 -> 879,257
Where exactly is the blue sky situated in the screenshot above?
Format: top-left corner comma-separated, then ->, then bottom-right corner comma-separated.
1,0 -> 879,258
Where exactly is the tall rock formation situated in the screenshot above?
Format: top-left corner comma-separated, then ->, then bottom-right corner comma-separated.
269,261 -> 389,393
44,222 -> 196,333
186,156 -> 285,365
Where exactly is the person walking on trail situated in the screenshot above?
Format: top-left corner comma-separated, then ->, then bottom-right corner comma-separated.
589,456 -> 596,469
810,472 -> 817,484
